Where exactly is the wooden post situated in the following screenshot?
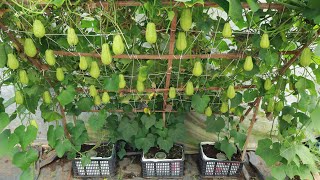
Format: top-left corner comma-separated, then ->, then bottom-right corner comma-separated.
241,97 -> 261,161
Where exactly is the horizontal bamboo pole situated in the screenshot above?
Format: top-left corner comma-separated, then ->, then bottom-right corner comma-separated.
77,85 -> 256,93
53,50 -> 297,60
87,109 -> 176,113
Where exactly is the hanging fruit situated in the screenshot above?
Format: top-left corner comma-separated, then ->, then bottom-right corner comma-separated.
89,85 -> 98,97
33,19 -> 45,38
169,87 -> 176,99
15,91 -> 24,104
180,8 -> 192,31
185,81 -> 194,96
79,56 -> 88,70
67,27 -> 78,46
136,81 -> 145,93
101,43 -> 112,65
260,33 -> 270,49
227,85 -> 236,99
19,70 -> 29,85
119,74 -> 126,89
192,61 -> 203,77
267,98 -> 275,112
300,47 -> 312,67
102,92 -> 110,103
43,91 -> 52,104
7,54 -> 19,70
220,102 -> 228,113
94,95 -> 101,106
244,56 -> 253,71
45,50 -> 56,66
275,100 -> 284,112
112,34 -> 125,55
89,61 -> 100,79
24,38 -> 37,57
176,32 -> 187,51
222,22 -> 232,38
146,22 -> 157,44
205,106 -> 213,117
264,78 -> 272,91
56,68 -> 64,81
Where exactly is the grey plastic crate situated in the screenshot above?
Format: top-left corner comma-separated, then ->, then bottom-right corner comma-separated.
72,144 -> 116,177
141,144 -> 184,178
199,142 -> 243,177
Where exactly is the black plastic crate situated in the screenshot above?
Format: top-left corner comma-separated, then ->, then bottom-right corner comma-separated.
72,144 -> 116,177
141,145 -> 184,178
199,142 -> 243,177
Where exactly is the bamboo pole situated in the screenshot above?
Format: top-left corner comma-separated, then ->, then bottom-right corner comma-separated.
53,50 -> 297,60
241,97 -> 261,161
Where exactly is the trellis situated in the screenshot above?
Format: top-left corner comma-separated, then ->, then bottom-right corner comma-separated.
1,1 -> 317,161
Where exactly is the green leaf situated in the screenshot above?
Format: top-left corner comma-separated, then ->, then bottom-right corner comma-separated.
76,97 -> 93,111
243,89 -> 258,103
0,130 -> 19,157
135,133 -> 155,153
57,86 -> 76,106
313,68 -> 320,84
88,110 -> 107,131
271,165 -> 286,180
55,140 -> 72,158
295,77 -> 316,95
205,116 -> 225,133
47,125 -> 56,148
230,130 -> 246,149
52,0 -> 65,7
220,139 -> 236,160
256,139 -> 282,166
0,112 -> 10,132
309,107 -> 320,130
118,117 -> 139,141
295,145 -> 315,165
141,114 -> 156,130
14,125 -> 37,151
20,168 -> 33,180
280,145 -> 298,164
191,94 -> 210,113
229,0 -> 243,22
230,92 -> 242,108
42,111 -> 62,122
157,137 -> 173,153
246,0 -> 260,12
103,74 -> 119,92
12,149 -> 38,170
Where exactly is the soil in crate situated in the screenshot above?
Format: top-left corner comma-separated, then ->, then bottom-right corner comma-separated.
202,144 -> 241,161
145,144 -> 183,159
77,143 -> 113,158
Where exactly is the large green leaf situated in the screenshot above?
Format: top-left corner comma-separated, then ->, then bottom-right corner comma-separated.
229,0 -> 243,22
76,97 -> 93,111
246,0 -> 259,12
47,125 -> 56,148
271,165 -> 286,180
14,125 -> 38,151
118,117 -> 139,141
256,139 -> 282,166
205,116 -> 225,133
0,112 -> 10,132
12,149 -> 38,170
57,86 -> 76,106
88,110 -> 107,131
157,137 -> 174,153
230,92 -> 242,108
243,89 -> 258,103
0,130 -> 19,157
135,133 -> 155,153
191,94 -> 210,113
220,139 -> 236,160
42,111 -> 62,122
103,74 -> 119,91
141,114 -> 156,130
230,130 -> 246,149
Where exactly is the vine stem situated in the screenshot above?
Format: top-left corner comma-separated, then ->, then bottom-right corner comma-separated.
241,97 -> 261,161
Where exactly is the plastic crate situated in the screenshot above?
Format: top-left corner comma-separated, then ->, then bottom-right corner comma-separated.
72,144 -> 116,177
199,142 -> 243,177
141,144 -> 184,178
